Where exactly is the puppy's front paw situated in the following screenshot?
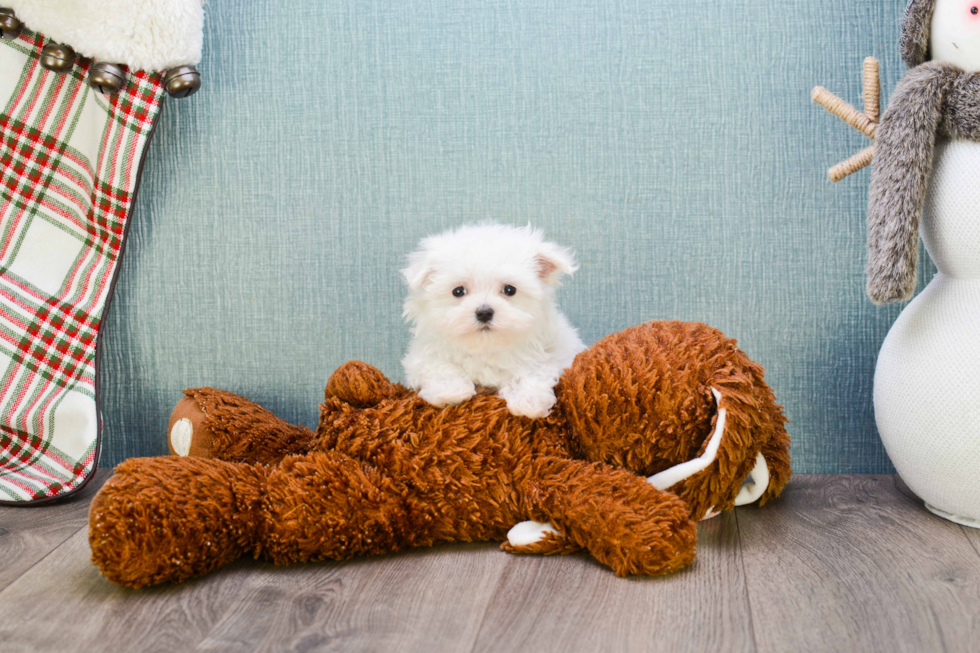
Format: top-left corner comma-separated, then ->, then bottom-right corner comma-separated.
418,377 -> 477,407
499,385 -> 556,419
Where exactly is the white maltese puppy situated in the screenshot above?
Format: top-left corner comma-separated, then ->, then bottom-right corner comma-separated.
401,223 -> 586,418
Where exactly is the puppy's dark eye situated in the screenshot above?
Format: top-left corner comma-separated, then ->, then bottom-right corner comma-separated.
973,6 -> 978,14
502,285 -> 517,296
452,286 -> 467,298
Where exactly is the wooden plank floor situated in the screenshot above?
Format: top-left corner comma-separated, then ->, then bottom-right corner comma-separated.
1,474 -> 978,653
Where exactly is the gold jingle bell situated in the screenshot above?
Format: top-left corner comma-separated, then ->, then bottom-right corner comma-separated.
0,7 -> 23,40
89,62 -> 127,94
163,65 -> 201,98
40,42 -> 75,72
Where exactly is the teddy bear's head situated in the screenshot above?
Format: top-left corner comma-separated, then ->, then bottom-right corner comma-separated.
555,321 -> 722,476
555,320 -> 790,517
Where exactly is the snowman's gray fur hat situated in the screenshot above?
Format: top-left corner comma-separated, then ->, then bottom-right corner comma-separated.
900,0 -> 936,67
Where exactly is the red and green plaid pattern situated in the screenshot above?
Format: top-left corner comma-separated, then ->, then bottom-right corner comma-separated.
0,29 -> 164,502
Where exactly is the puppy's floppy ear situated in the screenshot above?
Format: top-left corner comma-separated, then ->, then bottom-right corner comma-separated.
401,251 -> 434,290
535,241 -> 578,286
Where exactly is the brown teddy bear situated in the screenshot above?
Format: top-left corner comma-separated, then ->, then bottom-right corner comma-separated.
88,321 -> 790,588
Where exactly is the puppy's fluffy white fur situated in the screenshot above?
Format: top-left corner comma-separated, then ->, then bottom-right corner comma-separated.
401,223 -> 586,418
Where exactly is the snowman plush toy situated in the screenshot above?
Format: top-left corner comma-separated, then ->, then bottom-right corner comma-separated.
868,0 -> 980,527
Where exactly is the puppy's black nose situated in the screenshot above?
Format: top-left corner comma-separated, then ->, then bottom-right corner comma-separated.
476,306 -> 494,323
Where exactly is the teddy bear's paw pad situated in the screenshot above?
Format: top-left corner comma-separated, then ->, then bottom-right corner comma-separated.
507,520 -> 558,546
502,522 -> 581,555
502,531 -> 581,555
733,452 -> 769,506
170,419 -> 193,456
167,395 -> 213,458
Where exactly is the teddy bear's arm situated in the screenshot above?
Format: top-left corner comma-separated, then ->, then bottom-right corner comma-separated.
168,388 -> 315,465
515,456 -> 696,577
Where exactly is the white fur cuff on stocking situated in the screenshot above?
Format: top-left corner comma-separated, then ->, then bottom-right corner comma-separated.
5,0 -> 204,72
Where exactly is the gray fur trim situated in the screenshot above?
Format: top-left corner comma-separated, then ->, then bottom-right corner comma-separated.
867,62 -> 957,304
942,72 -> 980,139
900,0 -> 936,68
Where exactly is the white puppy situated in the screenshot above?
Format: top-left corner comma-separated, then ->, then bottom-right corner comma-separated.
401,223 -> 586,418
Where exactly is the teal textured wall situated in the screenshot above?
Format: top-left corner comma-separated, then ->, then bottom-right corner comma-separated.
100,0 -> 925,472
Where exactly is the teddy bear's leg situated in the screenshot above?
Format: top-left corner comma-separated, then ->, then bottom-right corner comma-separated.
729,415 -> 791,509
325,361 -> 410,408
511,457 -> 696,576
89,456 -> 268,588
90,451 -> 432,588
257,451 -> 430,564
757,418 -> 792,505
168,388 -> 315,465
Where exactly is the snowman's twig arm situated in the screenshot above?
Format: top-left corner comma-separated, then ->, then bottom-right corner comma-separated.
830,146 -> 875,183
812,87 -> 877,139
812,57 -> 881,181
864,57 -> 880,124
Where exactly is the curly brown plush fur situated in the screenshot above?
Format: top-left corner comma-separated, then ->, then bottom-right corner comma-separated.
89,321 -> 790,588
563,322 -> 790,519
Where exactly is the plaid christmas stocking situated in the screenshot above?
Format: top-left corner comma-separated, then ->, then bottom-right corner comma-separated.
0,2 -> 203,503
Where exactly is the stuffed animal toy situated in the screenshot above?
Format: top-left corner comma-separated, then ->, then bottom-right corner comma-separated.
88,321 -> 791,588
813,0 -> 980,528
874,0 -> 980,527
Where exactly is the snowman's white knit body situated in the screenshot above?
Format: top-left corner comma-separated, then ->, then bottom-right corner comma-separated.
873,0 -> 980,527
875,138 -> 980,527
